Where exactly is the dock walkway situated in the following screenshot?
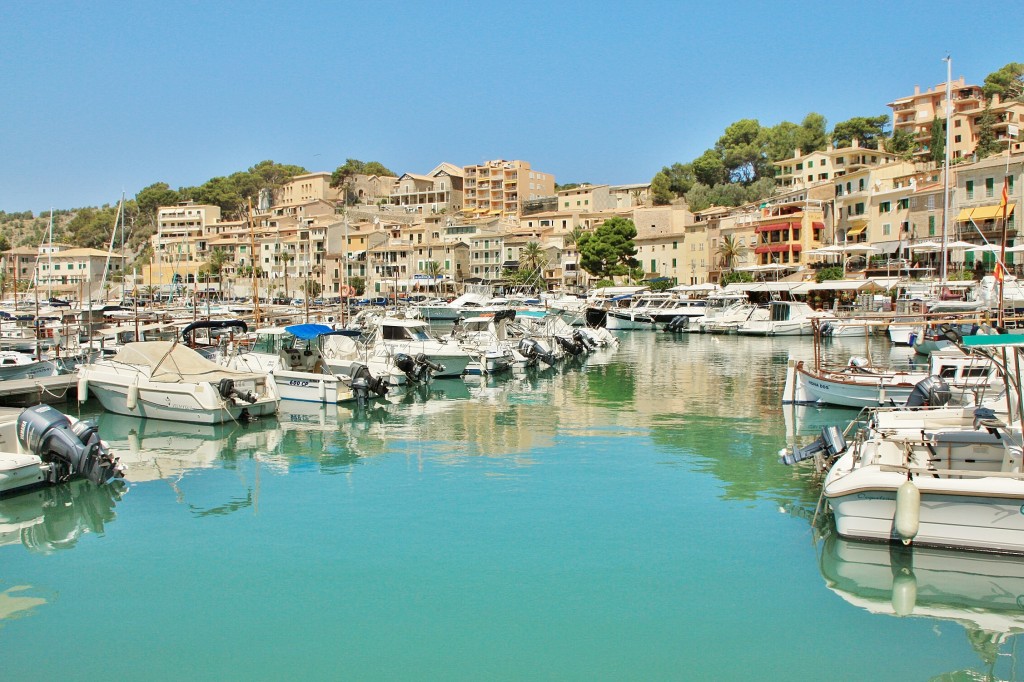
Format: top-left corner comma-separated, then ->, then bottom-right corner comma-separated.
0,375 -> 78,407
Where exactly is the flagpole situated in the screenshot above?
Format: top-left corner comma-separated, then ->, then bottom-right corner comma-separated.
998,175 -> 1010,326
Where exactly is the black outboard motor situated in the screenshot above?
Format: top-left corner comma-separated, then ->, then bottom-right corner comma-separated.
665,315 -> 690,332
349,363 -> 389,407
492,309 -> 517,324
518,338 -> 556,366
555,335 -> 585,356
573,329 -> 597,352
218,378 -> 258,404
395,352 -> 442,384
17,405 -> 123,485
905,375 -> 952,408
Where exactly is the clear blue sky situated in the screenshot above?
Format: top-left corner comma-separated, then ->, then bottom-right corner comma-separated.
1,0 -> 1020,214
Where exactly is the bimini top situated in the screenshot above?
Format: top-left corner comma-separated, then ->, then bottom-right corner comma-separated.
284,323 -> 334,340
110,341 -> 263,384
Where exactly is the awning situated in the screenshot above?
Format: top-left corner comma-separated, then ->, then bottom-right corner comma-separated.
846,222 -> 867,237
968,203 -> 1016,221
812,222 -> 825,230
754,222 -> 792,233
956,208 -> 974,222
754,244 -> 796,254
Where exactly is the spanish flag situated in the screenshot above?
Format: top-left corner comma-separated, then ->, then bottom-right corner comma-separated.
996,260 -> 1005,283
1002,176 -> 1010,214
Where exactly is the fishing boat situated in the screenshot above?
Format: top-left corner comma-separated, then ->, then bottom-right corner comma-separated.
817,333 -> 1024,554
77,341 -> 279,424
0,404 -> 124,496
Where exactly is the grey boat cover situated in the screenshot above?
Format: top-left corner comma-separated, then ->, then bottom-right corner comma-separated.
110,341 -> 264,384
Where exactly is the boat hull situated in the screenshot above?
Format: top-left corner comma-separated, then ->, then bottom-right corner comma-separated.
88,381 -> 277,424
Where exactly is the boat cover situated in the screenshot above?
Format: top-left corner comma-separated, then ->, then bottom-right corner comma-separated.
110,341 -> 264,384
284,323 -> 334,340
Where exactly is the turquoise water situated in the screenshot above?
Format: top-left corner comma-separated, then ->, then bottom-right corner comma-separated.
1,332 -> 1019,680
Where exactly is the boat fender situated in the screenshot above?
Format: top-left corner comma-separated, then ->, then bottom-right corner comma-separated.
894,479 -> 920,544
890,568 -> 917,617
78,376 -> 89,403
318,378 -> 327,403
126,380 -> 139,411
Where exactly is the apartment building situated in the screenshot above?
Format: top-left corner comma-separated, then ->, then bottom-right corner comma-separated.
2,247 -> 38,289
35,247 -> 125,299
274,172 -> 342,207
954,154 -> 1022,256
889,79 -> 1024,162
463,159 -> 554,220
387,163 -> 464,215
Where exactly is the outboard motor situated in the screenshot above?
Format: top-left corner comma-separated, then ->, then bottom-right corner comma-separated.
518,338 -> 556,366
555,335 -> 585,356
665,315 -> 689,332
905,375 -> 952,408
395,352 -> 443,384
350,362 -> 389,407
573,329 -> 597,352
218,378 -> 258,404
779,425 -> 847,466
846,356 -> 870,372
17,405 -> 123,484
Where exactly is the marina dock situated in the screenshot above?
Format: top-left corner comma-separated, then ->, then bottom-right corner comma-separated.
0,375 -> 77,407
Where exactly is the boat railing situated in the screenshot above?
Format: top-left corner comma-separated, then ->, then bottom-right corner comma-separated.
878,464 -> 1024,481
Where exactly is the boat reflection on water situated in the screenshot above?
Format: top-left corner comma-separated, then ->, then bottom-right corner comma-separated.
820,532 -> 1024,678
0,478 -> 127,554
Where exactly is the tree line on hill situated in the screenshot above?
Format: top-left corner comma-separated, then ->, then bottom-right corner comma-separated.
647,61 -> 1024,213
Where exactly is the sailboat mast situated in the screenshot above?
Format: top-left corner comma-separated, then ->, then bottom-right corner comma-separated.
47,208 -> 53,300
100,197 -> 123,302
940,55 -> 952,282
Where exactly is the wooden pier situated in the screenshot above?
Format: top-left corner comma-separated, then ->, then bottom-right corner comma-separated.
0,375 -> 78,407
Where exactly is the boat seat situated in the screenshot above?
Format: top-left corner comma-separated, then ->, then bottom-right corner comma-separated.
924,430 -> 1005,445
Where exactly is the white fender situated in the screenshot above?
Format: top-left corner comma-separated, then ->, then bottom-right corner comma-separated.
126,379 -> 139,411
895,479 -> 921,543
891,570 -> 917,617
318,378 -> 327,403
77,376 -> 89,403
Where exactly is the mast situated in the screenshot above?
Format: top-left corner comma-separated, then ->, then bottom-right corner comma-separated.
47,208 -> 54,300
248,198 -> 260,326
940,55 -> 952,282
100,197 -> 123,302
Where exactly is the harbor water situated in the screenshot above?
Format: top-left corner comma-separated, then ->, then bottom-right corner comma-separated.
2,331 -> 1021,680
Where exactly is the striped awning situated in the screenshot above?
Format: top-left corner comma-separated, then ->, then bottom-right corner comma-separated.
754,243 -> 799,254
754,222 -> 792,233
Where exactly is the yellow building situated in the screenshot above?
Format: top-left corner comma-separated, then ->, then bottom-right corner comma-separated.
463,159 -> 554,220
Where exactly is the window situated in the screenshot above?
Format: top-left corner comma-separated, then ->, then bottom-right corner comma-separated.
986,177 -> 995,197
966,180 -> 974,199
672,258 -> 677,267
883,223 -> 891,236
673,241 -> 678,249
954,135 -> 962,143
879,201 -> 891,213
1010,176 -> 1015,193
650,259 -> 656,272
855,203 -> 865,215
807,160 -> 814,168
928,215 -> 936,236
858,179 -> 865,191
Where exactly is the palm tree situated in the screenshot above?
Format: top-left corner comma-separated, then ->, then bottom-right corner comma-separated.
281,252 -> 294,301
423,260 -> 444,295
716,235 -> 747,272
631,189 -> 644,207
204,248 -> 231,298
519,242 -> 547,291
564,226 -> 586,248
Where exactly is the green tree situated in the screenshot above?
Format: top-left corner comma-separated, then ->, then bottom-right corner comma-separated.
135,182 -> 180,227
716,235 -> 747,271
983,62 -> 1024,102
519,241 -> 546,275
885,129 -> 916,159
348,276 -> 365,296
0,232 -> 10,251
715,119 -> 769,183
577,217 -> 639,280
65,206 -> 119,250
201,248 -> 231,297
815,265 -> 845,283
831,115 -> 890,149
302,280 -> 322,297
422,260 -> 444,294
930,117 -> 946,164
974,104 -> 1003,159
720,270 -> 753,285
564,225 -> 587,248
331,159 -> 396,204
554,182 -> 584,191
650,171 -> 675,205
692,150 -> 729,186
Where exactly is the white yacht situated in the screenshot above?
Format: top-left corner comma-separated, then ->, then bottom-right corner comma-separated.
77,341 -> 279,424
737,300 -> 832,336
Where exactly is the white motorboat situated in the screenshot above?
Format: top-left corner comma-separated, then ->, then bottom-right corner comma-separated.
0,404 -> 123,496
449,310 -> 519,374
814,333 -> 1024,554
416,291 -> 489,321
0,351 -> 58,381
223,324 -> 388,406
363,316 -> 472,378
782,348 -> 1002,409
737,300 -> 833,336
77,341 -> 279,424
605,293 -> 709,331
697,295 -> 763,334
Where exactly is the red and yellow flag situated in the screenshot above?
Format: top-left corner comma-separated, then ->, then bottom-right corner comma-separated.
1001,176 -> 1010,213
996,260 -> 1005,283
